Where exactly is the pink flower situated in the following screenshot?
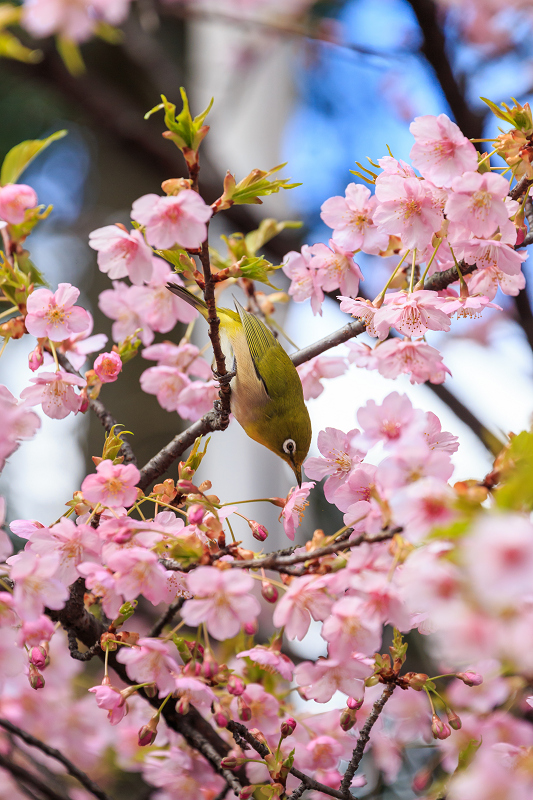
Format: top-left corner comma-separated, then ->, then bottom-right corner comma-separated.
59,312 -> 108,371
423,411 -> 459,453
107,548 -> 170,606
332,463 -> 377,513
409,114 -> 478,187
88,225 -> 153,285
8,551 -> 69,620
282,246 -> 324,315
131,190 -> 212,249
130,259 -> 197,333
20,370 -> 86,419
457,236 -> 527,276
94,351 -> 123,383
308,240 -> 364,296
294,656 -> 371,703
0,627 -> 26,681
173,676 -> 216,706
140,366 -> 190,411
280,482 -> 314,540
373,338 -> 451,384
468,265 -> 525,300
304,737 -> 344,771
25,283 -> 91,342
181,566 -> 261,641
304,427 -> 365,502
297,356 -> 347,400
436,292 -> 502,319
175,380 -> 219,421
98,281 -> 153,345
321,596 -> 382,658
82,461 -> 139,509
232,682 -> 281,734
373,290 -> 451,339
142,341 -> 211,378
88,684 -> 128,725
346,341 -> 379,369
117,637 -> 181,696
376,441 -> 454,490
389,477 -> 457,541
22,0 -> 131,41
0,183 -> 38,224
272,575 -> 333,640
0,385 -> 41,471
320,183 -> 389,254
237,645 -> 295,681
356,392 -> 426,448
338,296 -> 379,337
445,171 -> 511,237
77,562 -> 123,618
373,177 -> 444,251
26,517 -> 101,585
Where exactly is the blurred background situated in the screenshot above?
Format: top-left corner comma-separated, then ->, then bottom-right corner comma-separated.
1,0 -> 533,551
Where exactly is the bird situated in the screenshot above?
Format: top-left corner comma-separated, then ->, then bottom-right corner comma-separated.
166,283 -> 312,485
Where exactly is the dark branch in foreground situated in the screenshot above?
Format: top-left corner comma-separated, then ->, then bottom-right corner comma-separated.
340,684 -> 396,794
0,718 -> 113,800
0,751 -> 68,800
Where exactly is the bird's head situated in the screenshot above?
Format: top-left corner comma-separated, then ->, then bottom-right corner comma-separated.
245,399 -> 312,487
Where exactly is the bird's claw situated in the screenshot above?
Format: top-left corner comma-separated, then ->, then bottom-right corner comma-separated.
214,369 -> 236,386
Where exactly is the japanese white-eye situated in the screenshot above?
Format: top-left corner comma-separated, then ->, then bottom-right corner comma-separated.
166,283 -> 312,485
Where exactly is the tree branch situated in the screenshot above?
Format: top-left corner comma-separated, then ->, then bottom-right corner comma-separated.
148,598 -> 185,638
339,684 -> 396,795
0,718 -> 113,800
0,752 -> 69,800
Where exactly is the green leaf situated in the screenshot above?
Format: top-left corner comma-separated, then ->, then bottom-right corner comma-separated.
56,36 -> 85,76
154,246 -> 189,271
217,164 -> 301,211
236,256 -> 280,289
245,218 -> 302,257
145,89 -> 213,154
1,130 -> 67,185
480,97 -> 516,126
495,430 -> 533,510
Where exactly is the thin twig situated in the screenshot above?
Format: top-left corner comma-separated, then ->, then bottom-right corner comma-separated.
67,630 -> 101,661
0,752 -> 69,800
339,684 -> 396,794
0,718 -> 113,800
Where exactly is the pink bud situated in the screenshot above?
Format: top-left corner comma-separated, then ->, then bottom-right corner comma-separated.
244,621 -> 257,636
238,697 -> 251,721
250,728 -> 268,747
188,504 -> 205,524
227,675 -> 245,696
249,521 -> 268,542
78,390 -> 89,414
176,696 -> 190,715
456,671 -> 483,686
93,351 -> 122,384
28,345 -> 44,372
431,714 -> 451,740
177,480 -> 198,493
214,711 -> 229,728
239,786 -> 255,799
138,721 -> 158,746
220,757 -> 238,770
280,718 -> 297,738
30,646 -> 47,670
446,709 -> 462,730
340,707 -> 357,731
404,672 -> 428,691
347,696 -> 364,711
0,183 -> 38,224
184,660 -> 202,677
28,664 -> 45,690
261,582 -> 278,603
202,654 -> 219,679
412,767 -> 431,793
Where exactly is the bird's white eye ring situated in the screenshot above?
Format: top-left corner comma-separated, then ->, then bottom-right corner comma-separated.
283,439 -> 296,455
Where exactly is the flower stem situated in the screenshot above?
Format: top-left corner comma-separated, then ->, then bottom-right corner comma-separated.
374,249 -> 411,302
49,340 -> 60,370
416,238 -> 443,288
409,249 -> 417,293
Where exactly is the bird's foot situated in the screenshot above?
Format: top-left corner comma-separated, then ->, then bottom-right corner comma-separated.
214,369 -> 236,386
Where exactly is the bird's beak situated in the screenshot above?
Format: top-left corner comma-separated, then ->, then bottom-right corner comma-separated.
291,459 -> 302,488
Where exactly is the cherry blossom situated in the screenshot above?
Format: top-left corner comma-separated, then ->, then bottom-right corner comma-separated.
272,575 -> 333,640
117,638 -> 181,696
22,0 -> 132,41
0,385 -> 41,471
25,517 -> 101,585
98,281 -> 153,345
181,566 -> 261,640
94,351 -> 123,383
77,562 -> 124,618
357,392 -> 426,448
0,183 -> 38,224
175,380 -> 219,421
373,290 -> 451,339
468,264 -> 525,300
88,685 -> 128,726
81,461 -> 140,508
59,312 -> 108,371
338,296 -> 379,337
25,283 -> 91,342
436,292 -> 502,319
372,338 -> 451,384
132,259 -> 198,334
320,183 -> 389,254
373,176 -> 444,251
294,656 -> 371,703
107,548 -> 170,606
232,682 -> 281,733
279,481 -> 314,540
445,171 -> 511,237
409,114 -> 478,187
321,596 -> 382,658
308,240 -> 364,296
131,190 -> 212,249
389,476 -> 457,541
282,246 -> 324,315
141,341 -> 211,377
8,551 -> 69,620
237,644 -> 295,680
140,366 -> 190,411
297,355 -> 347,400
20,370 -> 86,419
457,235 -> 527,276
88,225 -> 154,285
304,427 -> 365,502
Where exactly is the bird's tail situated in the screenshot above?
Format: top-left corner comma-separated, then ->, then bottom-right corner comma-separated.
166,282 -> 208,318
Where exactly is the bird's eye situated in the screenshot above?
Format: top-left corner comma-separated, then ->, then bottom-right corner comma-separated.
283,438 -> 296,455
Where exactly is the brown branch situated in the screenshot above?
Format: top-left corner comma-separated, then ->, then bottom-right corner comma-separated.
227,722 -> 349,800
55,351 -> 137,466
423,261 -> 477,292
0,718 -> 113,800
0,752 -> 69,800
339,684 -> 396,794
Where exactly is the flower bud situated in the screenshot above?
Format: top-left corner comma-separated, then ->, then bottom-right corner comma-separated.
213,702 -> 230,728
456,671 -> 483,686
188,504 -> 205,525
243,621 -> 257,636
220,757 -> 238,770
28,345 -> 44,372
238,697 -> 251,721
340,708 -> 357,731
94,351 -> 122,384
261,582 -> 278,603
144,684 -> 157,698
176,695 -> 190,715
177,479 -> 198,493
404,672 -> 429,691
431,714 -> 451,740
446,709 -> 462,730
412,767 -> 431,793
28,664 -> 45,690
249,728 -> 268,747
227,675 -> 245,696
138,714 -> 159,746
184,660 -> 202,677
239,786 -> 255,799
30,645 -> 48,670
249,521 -> 268,542
280,718 -> 297,738
347,696 -> 363,711
202,653 -> 219,679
